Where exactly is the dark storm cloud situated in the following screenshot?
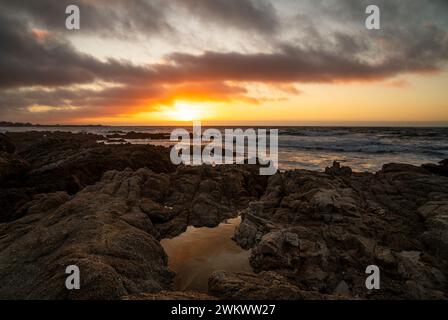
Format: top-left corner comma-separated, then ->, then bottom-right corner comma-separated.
177,0 -> 279,34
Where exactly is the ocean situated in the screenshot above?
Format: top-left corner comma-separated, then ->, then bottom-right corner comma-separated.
2,126 -> 448,172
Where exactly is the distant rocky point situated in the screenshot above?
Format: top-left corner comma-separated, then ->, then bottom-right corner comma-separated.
0,121 -> 103,127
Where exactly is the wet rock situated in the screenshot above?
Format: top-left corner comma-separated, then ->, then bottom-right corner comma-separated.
158,165 -> 266,235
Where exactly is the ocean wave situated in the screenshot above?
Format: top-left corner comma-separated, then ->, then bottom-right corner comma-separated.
278,127 -> 448,139
278,137 -> 448,155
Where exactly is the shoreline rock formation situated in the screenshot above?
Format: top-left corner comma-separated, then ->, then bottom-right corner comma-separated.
232,161 -> 448,299
0,132 -> 447,299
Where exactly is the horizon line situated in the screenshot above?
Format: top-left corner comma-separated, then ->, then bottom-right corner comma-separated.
2,120 -> 448,128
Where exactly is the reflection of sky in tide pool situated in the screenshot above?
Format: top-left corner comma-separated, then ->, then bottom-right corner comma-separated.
160,217 -> 251,293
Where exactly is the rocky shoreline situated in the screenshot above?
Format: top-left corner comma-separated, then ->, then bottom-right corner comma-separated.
0,132 -> 447,299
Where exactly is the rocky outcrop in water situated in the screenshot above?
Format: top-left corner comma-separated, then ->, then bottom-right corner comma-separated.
232,162 -> 448,299
106,131 -> 171,140
422,159 -> 448,177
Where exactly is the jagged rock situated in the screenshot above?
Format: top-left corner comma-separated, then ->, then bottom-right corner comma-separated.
0,132 -> 176,223
157,164 -> 266,235
0,160 -> 265,298
1,132 -> 447,300
396,251 -> 446,299
417,201 -> 448,259
0,169 -> 175,299
374,246 -> 396,267
234,162 -> 448,299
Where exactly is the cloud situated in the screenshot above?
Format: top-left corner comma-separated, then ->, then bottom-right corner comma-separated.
0,81 -> 252,121
177,0 -> 279,34
0,10 -> 152,89
0,0 -> 171,38
154,29 -> 448,83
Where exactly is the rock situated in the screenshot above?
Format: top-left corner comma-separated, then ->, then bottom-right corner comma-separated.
417,201 -> 448,259
0,152 -> 29,184
381,163 -> 430,174
0,160 -> 266,298
233,213 -> 267,249
284,232 -> 299,247
208,271 -> 330,300
106,131 -> 170,140
396,251 -> 446,299
0,132 -> 176,223
0,169 -> 176,299
249,230 -> 301,273
422,160 -> 448,177
334,281 -> 350,296
1,135 -> 448,301
374,246 -> 396,267
234,161 -> 448,299
0,133 -> 15,153
325,161 -> 352,176
159,164 -> 266,234
0,152 -> 31,222
124,291 -> 216,300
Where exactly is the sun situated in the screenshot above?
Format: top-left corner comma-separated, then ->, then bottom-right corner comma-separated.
165,101 -> 202,121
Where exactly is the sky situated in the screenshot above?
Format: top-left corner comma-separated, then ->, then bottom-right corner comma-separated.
0,0 -> 447,125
